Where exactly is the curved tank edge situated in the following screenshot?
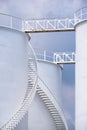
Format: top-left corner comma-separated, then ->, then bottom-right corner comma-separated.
74,19 -> 87,29
36,59 -> 63,69
0,26 -> 31,41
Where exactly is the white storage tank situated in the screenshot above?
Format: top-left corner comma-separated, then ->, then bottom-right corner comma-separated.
28,60 -> 66,130
37,60 -> 62,104
75,20 -> 87,130
0,19 -> 68,130
0,27 -> 35,130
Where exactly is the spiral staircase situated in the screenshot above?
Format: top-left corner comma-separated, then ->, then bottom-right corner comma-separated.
0,44 -> 68,130
0,5 -> 87,130
36,77 -> 68,130
0,44 -> 38,130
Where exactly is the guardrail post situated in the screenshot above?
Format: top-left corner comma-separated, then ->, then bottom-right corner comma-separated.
44,50 -> 46,61
10,16 -> 12,29
53,53 -> 56,62
80,8 -> 83,20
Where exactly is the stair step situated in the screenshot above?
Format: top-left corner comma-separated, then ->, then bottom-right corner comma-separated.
52,116 -> 62,120
44,103 -> 54,106
54,119 -> 62,122
41,97 -> 50,99
42,100 -> 52,103
51,113 -> 61,116
37,91 -> 45,94
38,93 -> 48,96
49,112 -> 59,115
36,84 -> 66,130
41,98 -> 50,101
55,123 -> 64,126
47,106 -> 57,109
50,111 -> 58,114
47,107 -> 57,110
50,113 -> 59,116
36,88 -> 43,90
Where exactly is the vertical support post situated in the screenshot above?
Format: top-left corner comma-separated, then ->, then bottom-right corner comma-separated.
22,20 -> 25,31
36,21 -> 38,30
80,8 -> 83,20
44,50 -> 46,61
10,16 -> 12,29
74,12 -> 78,25
53,53 -> 56,62
63,53 -> 66,62
65,19 -> 68,28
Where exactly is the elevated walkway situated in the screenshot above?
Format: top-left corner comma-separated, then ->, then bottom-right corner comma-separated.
0,6 -> 87,33
34,48 -> 75,64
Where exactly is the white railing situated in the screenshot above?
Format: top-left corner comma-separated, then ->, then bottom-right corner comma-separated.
74,6 -> 87,24
34,48 -> 75,64
1,42 -> 38,130
0,13 -> 75,32
0,6 -> 87,32
38,77 -> 68,130
22,18 -> 75,32
53,52 -> 75,64
33,48 -> 54,62
0,13 -> 23,31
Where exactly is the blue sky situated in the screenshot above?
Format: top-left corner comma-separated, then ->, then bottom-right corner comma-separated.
0,0 -> 87,130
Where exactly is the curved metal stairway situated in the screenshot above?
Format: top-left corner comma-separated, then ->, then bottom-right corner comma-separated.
37,77 -> 68,130
0,43 -> 68,130
0,44 -> 38,130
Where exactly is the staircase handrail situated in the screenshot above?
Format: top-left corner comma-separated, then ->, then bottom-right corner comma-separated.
38,76 -> 68,130
1,42 -> 38,130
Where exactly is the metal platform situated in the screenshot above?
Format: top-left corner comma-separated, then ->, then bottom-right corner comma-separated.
0,6 -> 87,33
53,52 -> 75,64
34,48 -> 75,64
22,19 -> 75,33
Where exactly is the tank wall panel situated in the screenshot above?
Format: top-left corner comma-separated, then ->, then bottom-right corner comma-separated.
28,60 -> 62,130
0,27 -> 28,126
37,60 -> 62,104
76,21 -> 87,130
28,93 -> 56,130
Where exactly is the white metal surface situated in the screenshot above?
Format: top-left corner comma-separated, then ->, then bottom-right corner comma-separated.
75,19 -> 87,130
1,5 -> 87,130
37,77 -> 68,130
0,29 -> 37,130
0,28 -> 28,128
28,59 -> 65,130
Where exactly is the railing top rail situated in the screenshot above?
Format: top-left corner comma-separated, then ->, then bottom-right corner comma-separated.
33,48 -> 75,64
0,6 -> 87,32
74,5 -> 87,14
38,76 -> 68,130
0,13 -> 23,20
74,6 -> 87,21
0,42 -> 38,130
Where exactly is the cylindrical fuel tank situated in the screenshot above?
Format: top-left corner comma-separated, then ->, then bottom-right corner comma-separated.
75,20 -> 87,130
28,60 -> 62,130
0,27 -> 29,127
37,60 -> 62,103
